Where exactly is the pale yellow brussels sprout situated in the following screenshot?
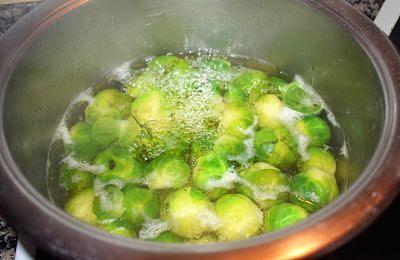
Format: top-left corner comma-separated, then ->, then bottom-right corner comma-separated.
143,154 -> 190,190
215,194 -> 263,241
65,188 -> 97,224
253,94 -> 283,128
299,147 -> 336,175
219,103 -> 256,139
263,203 -> 308,232
236,164 -> 290,209
130,90 -> 169,132
91,116 -> 141,147
85,89 -> 132,124
162,187 -> 217,239
148,55 -> 189,74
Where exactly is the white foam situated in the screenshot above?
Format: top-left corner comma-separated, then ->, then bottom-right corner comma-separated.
52,87 -> 94,145
112,61 -> 132,83
205,168 -> 289,201
340,140 -> 349,158
139,218 -> 170,240
62,154 -> 105,174
278,106 -> 310,160
294,75 -> 340,128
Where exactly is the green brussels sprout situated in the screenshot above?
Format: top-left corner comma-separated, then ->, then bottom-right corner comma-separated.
290,168 -> 339,213
122,184 -> 160,226
215,194 -> 263,241
254,94 -> 284,128
236,165 -> 290,209
94,146 -> 142,182
219,103 -> 256,138
295,116 -> 331,147
92,185 -> 125,221
148,55 -> 189,74
91,116 -> 141,147
263,203 -> 308,232
192,152 -> 230,200
299,147 -> 336,175
225,70 -> 269,103
143,154 -> 190,190
67,121 -> 102,161
267,77 -> 289,95
130,90 -> 169,132
213,135 -> 251,165
85,89 -> 132,124
65,188 -> 97,224
162,187 -> 216,238
254,127 -> 298,169
59,164 -> 93,193
282,81 -> 322,115
99,219 -> 136,238
188,234 -> 218,244
125,70 -> 156,98
150,231 -> 184,243
204,58 -> 231,72
189,139 -> 215,164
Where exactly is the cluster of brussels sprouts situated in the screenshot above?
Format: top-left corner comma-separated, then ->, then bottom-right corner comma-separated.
58,54 -> 340,243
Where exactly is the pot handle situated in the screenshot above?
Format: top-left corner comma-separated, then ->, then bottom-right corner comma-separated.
374,0 -> 400,36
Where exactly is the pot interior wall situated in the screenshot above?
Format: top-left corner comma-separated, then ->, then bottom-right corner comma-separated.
3,0 -> 383,199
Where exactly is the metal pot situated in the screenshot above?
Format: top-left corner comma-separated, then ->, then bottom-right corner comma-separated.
0,0 -> 399,259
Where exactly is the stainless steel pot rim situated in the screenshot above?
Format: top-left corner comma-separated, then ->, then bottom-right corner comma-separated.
0,0 -> 398,256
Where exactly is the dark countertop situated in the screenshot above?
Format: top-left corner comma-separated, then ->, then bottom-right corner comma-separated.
0,0 -> 388,259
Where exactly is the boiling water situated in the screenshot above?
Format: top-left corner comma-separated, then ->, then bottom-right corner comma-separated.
46,52 -> 350,235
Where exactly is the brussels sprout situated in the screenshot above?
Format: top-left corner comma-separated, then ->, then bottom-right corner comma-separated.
192,152 -> 230,200
143,154 -> 190,190
85,89 -> 132,124
95,146 -> 142,182
236,166 -> 290,209
99,219 -> 136,237
189,139 -> 215,163
93,185 -> 125,221
67,121 -> 102,161
204,58 -> 231,72
219,103 -> 256,138
215,194 -> 263,241
225,70 -> 269,103
148,55 -> 189,74
59,164 -> 93,193
162,187 -> 216,238
254,127 -> 298,169
282,81 -> 322,115
290,168 -> 339,212
295,116 -> 331,147
125,70 -> 156,98
213,135 -> 251,165
254,94 -> 284,128
91,116 -> 141,146
150,231 -> 183,243
299,147 -> 336,175
130,90 -> 169,132
267,77 -> 289,95
188,234 -> 218,244
263,203 -> 308,232
65,188 -> 97,224
122,184 -> 160,226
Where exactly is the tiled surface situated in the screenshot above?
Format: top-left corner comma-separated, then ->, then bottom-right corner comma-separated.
0,0 -> 387,258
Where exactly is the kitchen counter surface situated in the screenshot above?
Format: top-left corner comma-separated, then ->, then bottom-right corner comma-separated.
0,0 -> 387,259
